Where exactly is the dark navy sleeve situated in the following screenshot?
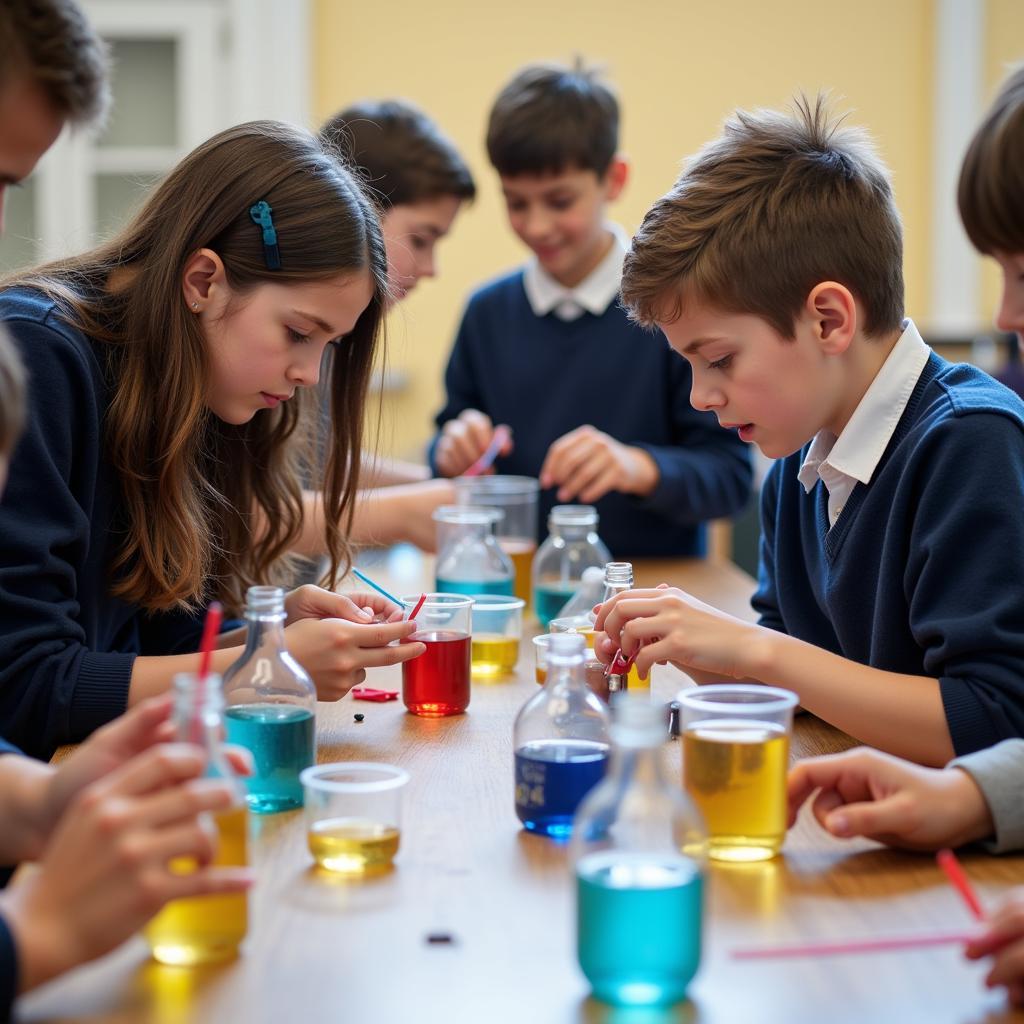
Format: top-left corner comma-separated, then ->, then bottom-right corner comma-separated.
0,911 -> 17,1023
0,313 -> 134,754
751,458 -> 786,632
632,347 -> 752,524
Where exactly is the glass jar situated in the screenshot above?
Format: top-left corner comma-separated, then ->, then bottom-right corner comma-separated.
433,505 -> 514,596
532,506 -> 612,628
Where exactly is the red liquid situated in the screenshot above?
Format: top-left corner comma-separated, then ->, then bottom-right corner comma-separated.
403,631 -> 471,717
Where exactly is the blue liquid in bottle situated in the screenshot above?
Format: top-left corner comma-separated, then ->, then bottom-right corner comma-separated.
514,739 -> 609,839
534,583 -> 579,628
224,704 -> 315,813
577,852 -> 703,1007
435,576 -> 514,597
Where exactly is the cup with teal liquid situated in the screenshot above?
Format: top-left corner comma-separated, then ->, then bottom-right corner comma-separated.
433,505 -> 514,596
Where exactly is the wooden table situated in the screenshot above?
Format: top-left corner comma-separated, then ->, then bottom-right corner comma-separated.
19,554 -> 1024,1023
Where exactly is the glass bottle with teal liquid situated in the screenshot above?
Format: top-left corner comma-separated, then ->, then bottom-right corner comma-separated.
513,632 -> 610,839
571,698 -> 707,1007
433,505 -> 514,596
224,586 -> 316,813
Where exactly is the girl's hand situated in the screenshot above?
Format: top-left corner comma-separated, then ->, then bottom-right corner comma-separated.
284,584 -> 401,627
284,618 -> 425,700
966,890 -> 1024,1006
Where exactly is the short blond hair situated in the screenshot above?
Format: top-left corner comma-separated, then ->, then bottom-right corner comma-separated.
622,96 -> 904,339
0,328 -> 26,459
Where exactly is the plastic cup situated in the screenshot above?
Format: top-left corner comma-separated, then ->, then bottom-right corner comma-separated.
550,613 -> 596,649
470,594 -> 525,678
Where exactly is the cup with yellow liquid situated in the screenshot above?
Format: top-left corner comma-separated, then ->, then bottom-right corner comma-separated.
301,762 -> 409,876
470,594 -> 525,678
678,685 -> 797,863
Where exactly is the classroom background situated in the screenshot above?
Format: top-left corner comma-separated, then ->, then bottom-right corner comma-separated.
1,0 -> 1019,569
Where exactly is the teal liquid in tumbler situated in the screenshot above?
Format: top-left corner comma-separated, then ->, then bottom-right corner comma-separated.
435,576 -> 514,597
224,704 -> 315,813
534,583 -> 578,628
577,851 -> 703,1007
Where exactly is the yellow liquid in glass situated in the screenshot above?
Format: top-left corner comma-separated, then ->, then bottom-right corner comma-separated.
145,805 -> 249,965
501,539 -> 536,606
308,817 -> 400,874
682,721 -> 788,862
471,633 -> 519,677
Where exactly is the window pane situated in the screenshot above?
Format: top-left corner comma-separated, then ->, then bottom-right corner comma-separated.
98,39 -> 177,149
0,181 -> 38,272
95,174 -> 162,240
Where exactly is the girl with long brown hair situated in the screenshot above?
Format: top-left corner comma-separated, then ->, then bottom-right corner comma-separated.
0,120 -> 425,759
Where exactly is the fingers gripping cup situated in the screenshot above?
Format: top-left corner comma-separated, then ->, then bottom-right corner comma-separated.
678,685 -> 797,862
401,594 -> 473,716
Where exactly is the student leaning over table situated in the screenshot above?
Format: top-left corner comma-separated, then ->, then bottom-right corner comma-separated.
595,93 -> 1024,769
0,117 -> 432,762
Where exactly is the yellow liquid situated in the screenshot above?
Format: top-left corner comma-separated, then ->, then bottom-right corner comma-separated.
145,805 -> 249,965
501,538 -> 536,606
626,662 -> 648,691
682,721 -> 788,862
471,633 -> 519,677
535,665 -> 546,685
308,817 -> 400,874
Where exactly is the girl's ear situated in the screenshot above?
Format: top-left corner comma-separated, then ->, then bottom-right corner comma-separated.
181,248 -> 228,312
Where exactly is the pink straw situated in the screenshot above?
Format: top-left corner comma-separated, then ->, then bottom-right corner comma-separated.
936,848 -> 986,921
408,593 -> 427,622
464,425 -> 511,477
732,930 -> 977,960
197,602 -> 223,683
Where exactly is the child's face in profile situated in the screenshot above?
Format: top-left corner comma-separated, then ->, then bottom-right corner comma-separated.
499,162 -> 624,289
993,252 -> 1024,343
659,301 -> 846,460
381,194 -> 464,304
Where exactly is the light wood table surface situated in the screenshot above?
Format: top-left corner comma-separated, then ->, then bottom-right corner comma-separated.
19,553 -> 1024,1024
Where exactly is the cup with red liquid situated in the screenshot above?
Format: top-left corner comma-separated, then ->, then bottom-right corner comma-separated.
401,594 -> 473,717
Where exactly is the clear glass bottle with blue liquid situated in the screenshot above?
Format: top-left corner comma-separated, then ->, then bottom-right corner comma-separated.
223,586 -> 317,813
532,506 -> 612,628
571,698 -> 707,1007
433,505 -> 514,596
513,632 -> 610,839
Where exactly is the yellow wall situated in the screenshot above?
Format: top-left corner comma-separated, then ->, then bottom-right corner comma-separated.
313,0 -> 1012,460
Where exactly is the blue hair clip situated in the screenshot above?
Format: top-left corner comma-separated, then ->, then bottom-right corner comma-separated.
249,200 -> 282,270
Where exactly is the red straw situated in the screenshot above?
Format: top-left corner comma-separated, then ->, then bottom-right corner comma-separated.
936,848 -> 986,921
732,930 -> 977,960
464,425 -> 511,477
197,601 -> 223,683
408,593 -> 427,623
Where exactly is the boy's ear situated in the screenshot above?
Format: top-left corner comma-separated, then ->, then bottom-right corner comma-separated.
805,281 -> 857,355
181,248 -> 228,311
602,156 -> 629,201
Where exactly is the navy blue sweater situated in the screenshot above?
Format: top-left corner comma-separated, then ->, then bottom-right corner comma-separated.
753,352 -> 1024,756
0,289 -> 205,760
430,270 -> 752,556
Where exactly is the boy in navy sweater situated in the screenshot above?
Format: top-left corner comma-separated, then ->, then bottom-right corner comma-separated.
596,96 -> 1024,767
430,62 -> 751,557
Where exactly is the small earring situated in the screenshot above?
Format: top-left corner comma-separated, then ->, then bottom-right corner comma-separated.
191,301 -> 199,311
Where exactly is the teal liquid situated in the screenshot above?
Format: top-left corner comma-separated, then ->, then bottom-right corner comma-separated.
534,582 -> 578,628
435,576 -> 513,597
577,852 -> 703,1007
224,704 -> 315,814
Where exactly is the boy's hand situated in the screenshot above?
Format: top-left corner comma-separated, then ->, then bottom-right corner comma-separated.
966,891 -> 1024,1006
594,586 -> 761,681
787,747 -> 994,850
435,410 -> 513,478
540,426 -> 659,503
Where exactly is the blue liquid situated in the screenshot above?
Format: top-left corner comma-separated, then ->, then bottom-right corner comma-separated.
224,704 -> 315,814
534,583 -> 578,628
435,576 -> 513,597
514,739 -> 609,839
577,852 -> 703,1007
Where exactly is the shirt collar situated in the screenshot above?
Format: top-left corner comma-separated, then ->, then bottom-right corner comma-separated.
797,318 -> 931,493
522,224 -> 627,321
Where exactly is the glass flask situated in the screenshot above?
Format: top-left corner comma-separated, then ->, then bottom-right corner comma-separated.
532,506 -> 612,628
571,697 -> 707,1007
433,505 -> 514,596
512,632 -> 610,838
223,586 -> 317,813
600,561 -> 646,692
145,671 -> 249,965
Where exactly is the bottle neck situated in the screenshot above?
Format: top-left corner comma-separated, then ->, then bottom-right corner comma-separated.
544,654 -> 587,691
607,741 -> 664,786
550,523 -> 597,542
242,610 -> 287,656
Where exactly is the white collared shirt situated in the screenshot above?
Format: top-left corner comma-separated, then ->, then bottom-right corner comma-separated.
522,224 -> 628,321
797,319 -> 931,528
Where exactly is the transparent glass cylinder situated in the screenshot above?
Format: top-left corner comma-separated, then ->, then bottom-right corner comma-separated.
433,505 -> 514,597
512,632 -> 610,839
532,506 -> 612,629
223,586 -> 317,813
571,698 -> 706,1007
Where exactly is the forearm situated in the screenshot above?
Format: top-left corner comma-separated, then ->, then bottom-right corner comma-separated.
748,630 -> 954,766
0,757 -> 54,862
360,453 -> 430,487
127,647 -> 243,705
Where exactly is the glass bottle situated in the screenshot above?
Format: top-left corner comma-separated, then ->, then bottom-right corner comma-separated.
532,506 -> 612,628
571,698 -> 707,1007
513,632 -> 610,838
600,561 -> 646,692
433,505 -> 514,596
145,672 -> 249,966
223,586 -> 317,813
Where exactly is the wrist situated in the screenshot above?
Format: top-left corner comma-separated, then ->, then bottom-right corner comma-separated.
624,447 -> 660,496
947,767 -> 997,846
0,883 -> 79,993
0,758 -> 56,862
738,623 -> 785,682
